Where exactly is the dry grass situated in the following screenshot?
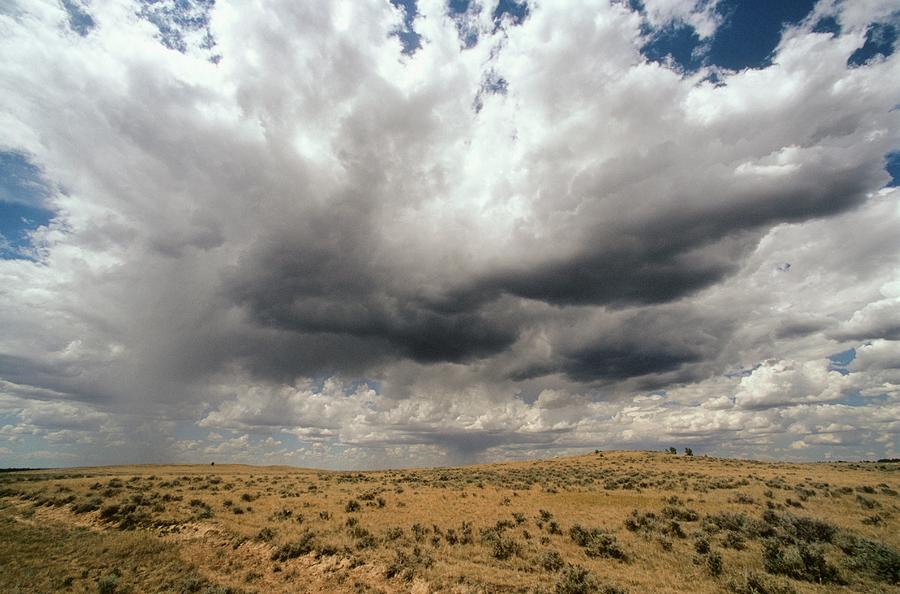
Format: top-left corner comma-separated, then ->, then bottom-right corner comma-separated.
1,450 -> 898,593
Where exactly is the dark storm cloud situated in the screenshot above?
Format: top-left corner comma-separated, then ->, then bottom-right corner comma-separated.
774,319 -> 832,340
226,118 -> 882,381
0,353 -> 120,406
228,331 -> 395,383
475,236 -> 740,307
224,140 -> 879,381
407,428 -> 561,458
561,344 -> 701,382
225,229 -> 521,367
496,154 -> 874,303
0,353 -> 81,391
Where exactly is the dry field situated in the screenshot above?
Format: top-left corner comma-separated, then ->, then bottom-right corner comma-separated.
0,450 -> 897,594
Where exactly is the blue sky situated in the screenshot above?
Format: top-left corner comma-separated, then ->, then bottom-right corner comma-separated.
0,151 -> 53,258
1,0 -> 899,469
641,0 -> 899,72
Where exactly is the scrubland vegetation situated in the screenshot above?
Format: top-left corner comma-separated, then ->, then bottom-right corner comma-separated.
0,450 -> 897,593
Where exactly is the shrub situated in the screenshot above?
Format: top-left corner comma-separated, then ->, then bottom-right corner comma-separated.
665,520 -> 686,539
703,511 -> 748,534
569,525 -> 626,560
97,575 -> 118,594
706,550 -> 723,577
72,497 -> 102,514
355,530 -> 378,550
856,494 -> 878,509
385,546 -> 434,582
694,535 -> 710,554
726,571 -> 797,594
624,510 -> 653,532
761,511 -> 835,544
861,514 -> 883,526
444,528 -> 458,544
345,499 -> 361,512
412,523 -> 429,542
721,531 -> 746,550
837,533 -> 900,584
555,565 -> 598,594
541,550 -> 565,572
661,506 -> 699,522
179,575 -> 239,594
459,521 -> 474,544
270,530 -> 317,561
179,576 -> 206,592
269,508 -> 291,520
100,504 -> 121,521
762,540 -> 842,583
490,535 -> 522,560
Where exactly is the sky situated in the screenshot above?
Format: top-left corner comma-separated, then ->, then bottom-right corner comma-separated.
0,0 -> 899,469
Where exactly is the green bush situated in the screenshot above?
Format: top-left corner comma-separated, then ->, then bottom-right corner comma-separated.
553,566 -> 628,594
761,510 -> 835,544
726,571 -> 796,594
385,546 -> 434,582
661,506 -> 699,522
270,530 -> 317,561
721,531 -> 746,550
72,497 -> 102,514
541,550 -> 565,572
569,525 -> 626,560
97,576 -> 118,594
762,540 -> 842,583
706,550 -> 723,577
490,535 -> 522,560
555,565 -> 598,594
837,533 -> 900,584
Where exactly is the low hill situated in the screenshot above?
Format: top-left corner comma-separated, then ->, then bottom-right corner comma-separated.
1,450 -> 897,593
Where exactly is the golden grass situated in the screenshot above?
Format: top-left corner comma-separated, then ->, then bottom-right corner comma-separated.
0,450 -> 897,593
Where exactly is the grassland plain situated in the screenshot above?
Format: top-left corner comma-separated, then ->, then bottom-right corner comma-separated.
0,451 -> 897,594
